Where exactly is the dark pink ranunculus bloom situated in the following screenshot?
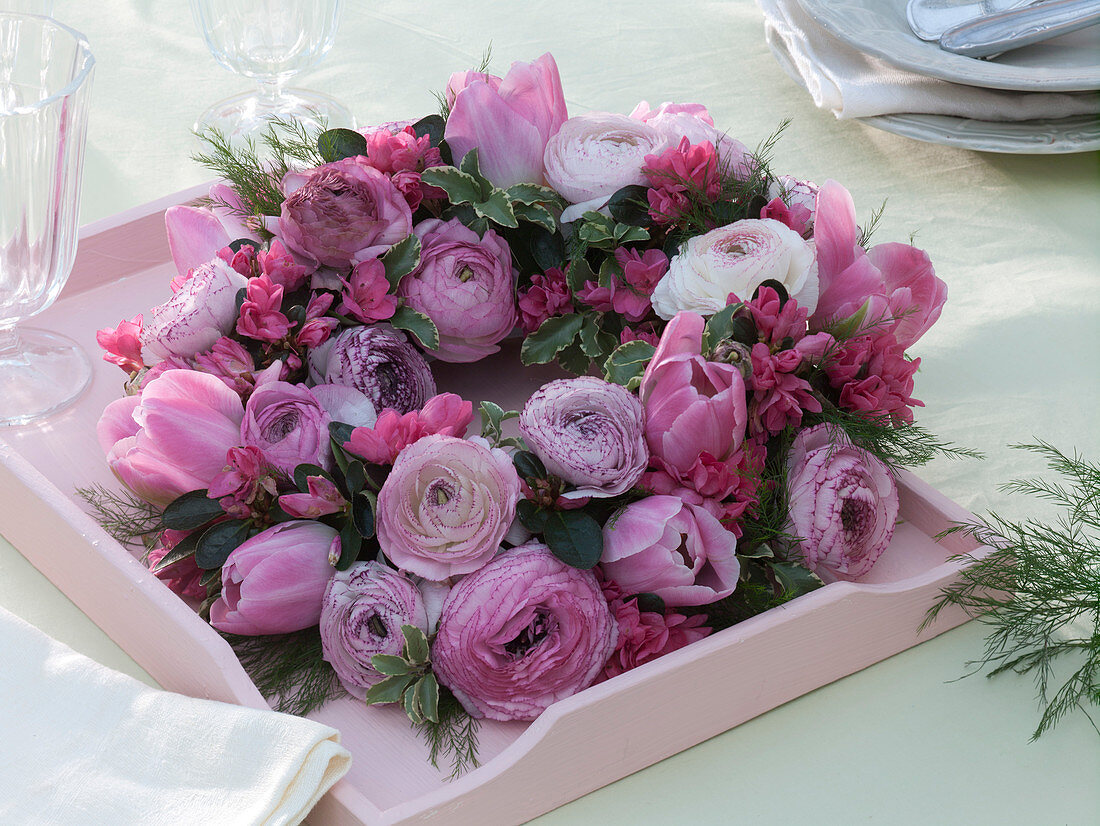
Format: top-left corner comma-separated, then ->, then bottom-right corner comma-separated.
400,218 -> 518,363
601,495 -> 740,607
432,543 -> 617,721
278,157 -> 413,269
319,561 -> 429,700
519,377 -> 649,500
785,424 -> 900,580
376,434 -> 520,581
210,521 -> 339,635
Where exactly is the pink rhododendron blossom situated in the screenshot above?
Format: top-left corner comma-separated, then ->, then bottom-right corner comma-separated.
207,445 -> 273,515
630,100 -> 751,178
445,53 -> 568,189
236,274 -> 292,343
620,325 -> 661,347
278,157 -> 413,269
596,575 -> 710,682
401,218 -> 517,363
141,258 -> 249,361
748,342 -> 821,436
339,258 -> 398,323
210,521 -> 339,635
828,333 -> 923,424
363,125 -> 443,176
376,434 -> 521,580
257,238 -> 313,291
279,475 -> 347,519
217,243 -> 257,277
343,392 -> 473,466
786,424 -> 899,580
431,542 -> 617,721
147,533 -> 206,601
643,137 -> 720,225
601,495 -> 740,606
519,377 -> 649,500
319,561 -> 429,699
240,381 -> 334,475
518,268 -> 574,333
96,314 -> 145,373
617,247 -> 668,294
97,370 -> 245,506
639,312 -> 747,478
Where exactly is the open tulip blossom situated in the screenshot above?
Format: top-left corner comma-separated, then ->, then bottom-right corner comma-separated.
91,49 -> 952,773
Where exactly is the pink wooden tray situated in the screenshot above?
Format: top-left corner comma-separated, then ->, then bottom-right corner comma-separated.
0,188 -> 990,826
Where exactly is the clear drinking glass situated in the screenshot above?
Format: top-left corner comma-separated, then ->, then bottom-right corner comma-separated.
190,0 -> 352,143
0,14 -> 95,426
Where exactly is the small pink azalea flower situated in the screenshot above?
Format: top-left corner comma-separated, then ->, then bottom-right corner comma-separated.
343,392 -> 474,466
257,238 -> 313,292
518,268 -> 573,334
643,137 -> 720,225
96,314 -> 145,374
339,258 -> 398,324
217,243 -> 257,277
236,274 -> 292,343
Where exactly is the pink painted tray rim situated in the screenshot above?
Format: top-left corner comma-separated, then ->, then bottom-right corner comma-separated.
0,187 -> 992,826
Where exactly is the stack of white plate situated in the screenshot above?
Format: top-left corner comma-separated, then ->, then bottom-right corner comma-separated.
770,0 -> 1100,153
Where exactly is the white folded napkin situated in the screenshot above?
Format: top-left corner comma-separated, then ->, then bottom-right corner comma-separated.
758,0 -> 1100,120
0,607 -> 351,826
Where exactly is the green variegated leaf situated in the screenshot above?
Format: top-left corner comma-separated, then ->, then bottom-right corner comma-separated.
382,234 -> 422,290
702,302 -> 742,352
505,183 -> 562,205
364,674 -> 414,705
401,624 -> 430,666
565,256 -> 595,293
520,313 -> 584,365
473,189 -> 518,228
403,683 -> 424,723
556,341 -> 591,376
372,655 -> 411,676
416,673 -> 440,723
603,340 -> 656,389
421,166 -> 484,205
513,202 -> 556,233
578,315 -> 618,360
390,306 -> 440,350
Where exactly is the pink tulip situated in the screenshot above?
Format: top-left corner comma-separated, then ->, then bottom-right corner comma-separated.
209,521 -> 339,635
638,312 -> 748,476
97,370 -> 245,506
165,183 -> 258,279
444,53 -> 568,188
601,495 -> 740,606
810,181 -> 946,349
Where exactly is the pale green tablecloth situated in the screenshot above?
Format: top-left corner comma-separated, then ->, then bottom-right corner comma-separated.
2,1 -> 1098,823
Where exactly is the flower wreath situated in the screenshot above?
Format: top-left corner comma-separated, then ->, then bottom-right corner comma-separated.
91,53 -> 952,772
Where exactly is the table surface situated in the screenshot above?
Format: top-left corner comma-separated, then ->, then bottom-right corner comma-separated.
2,1 -> 1098,824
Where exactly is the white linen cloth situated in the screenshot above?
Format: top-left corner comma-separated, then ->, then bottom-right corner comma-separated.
0,607 -> 350,826
758,0 -> 1100,119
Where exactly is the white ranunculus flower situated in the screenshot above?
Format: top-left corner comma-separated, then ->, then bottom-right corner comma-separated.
543,112 -> 668,223
141,258 -> 248,361
650,218 -> 818,320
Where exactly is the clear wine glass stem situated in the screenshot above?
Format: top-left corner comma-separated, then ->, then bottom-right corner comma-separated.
258,76 -> 285,108
0,326 -> 25,368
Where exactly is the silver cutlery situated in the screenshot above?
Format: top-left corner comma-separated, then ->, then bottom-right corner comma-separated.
938,0 -> 1100,57
906,0 -> 1039,41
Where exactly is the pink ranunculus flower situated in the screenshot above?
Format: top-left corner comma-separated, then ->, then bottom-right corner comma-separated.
319,561 -> 429,700
277,157 -> 413,269
639,312 -> 748,477
141,258 -> 249,361
544,112 -> 668,223
809,180 -> 946,349
339,257 -> 398,324
96,314 -> 145,373
650,219 -> 818,320
432,542 -> 618,721
323,326 -> 436,414
400,218 -> 517,363
376,434 -> 521,580
601,495 -> 741,607
240,381 -> 334,475
96,370 -> 245,506
785,424 -> 900,580
343,392 -> 473,466
445,53 -> 568,189
210,521 -> 339,635
519,377 -> 649,500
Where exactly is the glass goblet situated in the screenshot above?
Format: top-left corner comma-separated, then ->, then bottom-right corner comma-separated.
189,0 -> 352,143
0,13 -> 96,427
